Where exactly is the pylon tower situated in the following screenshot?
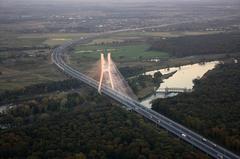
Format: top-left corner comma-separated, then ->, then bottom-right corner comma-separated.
98,52 -> 114,93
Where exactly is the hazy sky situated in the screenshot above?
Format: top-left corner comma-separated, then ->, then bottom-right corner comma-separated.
1,0 -> 238,7
1,0 -> 238,3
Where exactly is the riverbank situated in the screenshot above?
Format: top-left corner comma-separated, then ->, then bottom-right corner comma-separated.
129,70 -> 178,100
141,52 -> 240,73
140,61 -> 220,107
118,52 -> 240,81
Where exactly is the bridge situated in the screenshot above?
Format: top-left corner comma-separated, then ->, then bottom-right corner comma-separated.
157,87 -> 193,93
51,29 -> 240,159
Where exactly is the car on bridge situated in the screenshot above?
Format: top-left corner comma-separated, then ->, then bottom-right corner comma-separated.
217,153 -> 223,159
202,138 -> 207,142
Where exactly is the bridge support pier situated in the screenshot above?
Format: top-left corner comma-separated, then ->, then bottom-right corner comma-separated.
98,52 -> 114,93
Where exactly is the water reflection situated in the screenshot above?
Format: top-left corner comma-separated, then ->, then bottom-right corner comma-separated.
141,61 -> 219,108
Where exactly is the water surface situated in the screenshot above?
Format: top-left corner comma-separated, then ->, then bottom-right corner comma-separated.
141,61 -> 219,108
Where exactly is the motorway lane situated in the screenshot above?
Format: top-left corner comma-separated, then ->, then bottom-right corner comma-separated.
51,28 -> 240,159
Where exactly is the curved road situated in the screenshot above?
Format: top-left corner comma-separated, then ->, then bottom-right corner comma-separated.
51,28 -> 240,159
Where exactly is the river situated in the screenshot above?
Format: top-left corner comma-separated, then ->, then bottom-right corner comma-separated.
141,61 -> 220,108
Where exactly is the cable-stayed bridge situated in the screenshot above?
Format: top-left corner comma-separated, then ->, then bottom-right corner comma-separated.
51,30 -> 240,159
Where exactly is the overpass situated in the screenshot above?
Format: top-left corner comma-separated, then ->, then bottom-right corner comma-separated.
51,30 -> 240,159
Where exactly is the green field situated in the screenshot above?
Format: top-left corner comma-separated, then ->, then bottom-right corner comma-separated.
0,32 -> 94,48
74,44 -> 169,60
0,32 -> 46,48
110,30 -> 223,38
83,31 -> 223,46
0,62 -> 65,92
0,49 -> 66,92
19,33 -> 93,47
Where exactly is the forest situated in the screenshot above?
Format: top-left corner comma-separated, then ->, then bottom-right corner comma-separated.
152,61 -> 240,154
0,82 -> 209,159
149,32 -> 240,57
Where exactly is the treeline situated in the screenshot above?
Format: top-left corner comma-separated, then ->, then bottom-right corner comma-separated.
128,72 -> 162,95
0,89 -> 208,159
119,66 -> 146,78
149,32 -> 240,57
93,39 -> 145,46
152,61 -> 240,154
0,79 -> 83,104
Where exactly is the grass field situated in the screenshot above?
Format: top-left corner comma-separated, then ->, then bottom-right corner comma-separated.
0,32 -> 46,48
18,33 -> 94,46
0,68 -> 65,92
113,30 -> 223,38
83,30 -> 223,46
0,49 -> 66,92
0,63 -> 65,92
74,43 -> 169,60
88,38 -> 124,45
0,32 -> 93,48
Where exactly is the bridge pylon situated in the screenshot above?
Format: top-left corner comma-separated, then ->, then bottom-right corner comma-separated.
98,52 -> 114,93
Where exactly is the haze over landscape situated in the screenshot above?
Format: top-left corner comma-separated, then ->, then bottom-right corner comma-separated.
0,0 -> 240,158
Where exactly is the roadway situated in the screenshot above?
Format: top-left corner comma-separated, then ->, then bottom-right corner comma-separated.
51,28 -> 240,159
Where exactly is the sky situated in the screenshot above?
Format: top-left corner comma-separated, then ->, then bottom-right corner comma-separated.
1,0 -> 237,3
1,0 -> 238,7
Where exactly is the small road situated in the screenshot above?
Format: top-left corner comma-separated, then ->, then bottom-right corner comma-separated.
51,26 -> 240,159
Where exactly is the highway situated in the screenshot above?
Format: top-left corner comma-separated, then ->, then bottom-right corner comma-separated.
51,28 -> 240,159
